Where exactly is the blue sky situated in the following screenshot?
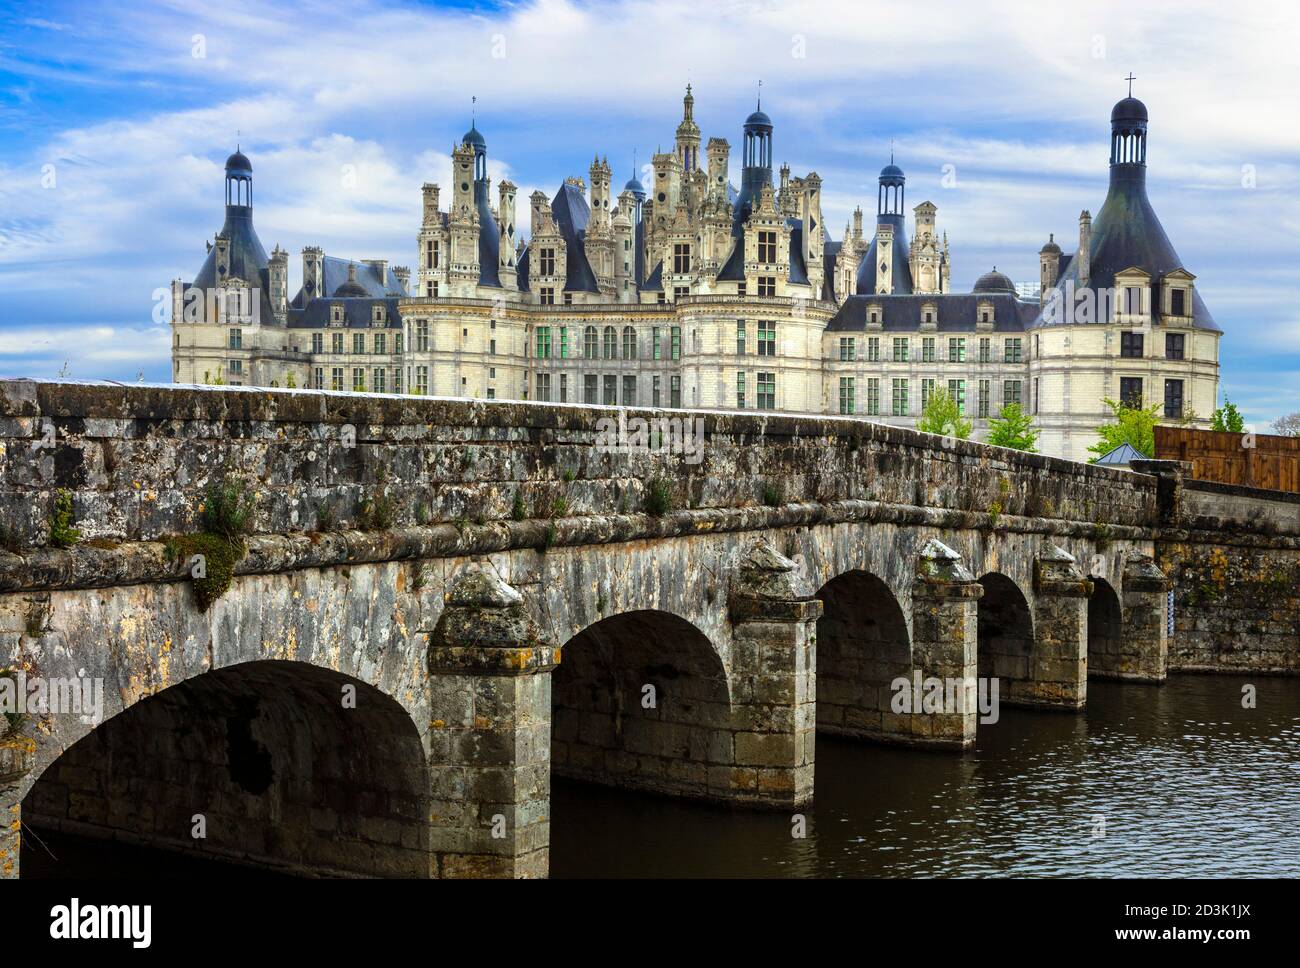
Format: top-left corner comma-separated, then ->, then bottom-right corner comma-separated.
1,0 -> 1297,426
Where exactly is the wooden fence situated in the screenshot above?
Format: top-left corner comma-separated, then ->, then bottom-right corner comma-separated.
1155,425 -> 1300,493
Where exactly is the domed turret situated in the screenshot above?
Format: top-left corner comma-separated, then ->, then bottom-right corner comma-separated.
973,267 -> 1016,294
461,124 -> 486,148
224,145 -> 253,207
332,263 -> 369,298
1039,233 -> 1062,255
1110,96 -> 1148,124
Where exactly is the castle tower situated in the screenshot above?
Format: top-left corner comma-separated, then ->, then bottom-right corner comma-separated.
498,179 -> 518,291
909,200 -> 943,294
855,156 -> 913,295
675,84 -> 701,175
1039,234 -> 1061,306
268,245 -> 288,322
706,137 -> 730,202
734,100 -> 773,232
801,171 -> 824,294
449,138 -> 482,294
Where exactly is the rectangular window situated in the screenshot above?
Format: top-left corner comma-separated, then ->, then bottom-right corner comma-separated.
313,366 -> 324,389
1170,287 -> 1187,316
671,326 -> 681,360
373,368 -> 385,393
583,374 -> 598,404
416,366 -> 429,395
1004,379 -> 1022,407
1121,332 -> 1144,358
736,371 -> 746,409
757,276 -> 776,297
757,231 -> 777,264
395,333 -> 403,354
978,380 -> 990,418
757,372 -> 776,410
948,337 -> 966,362
539,248 -> 556,276
673,243 -> 691,274
1120,376 -> 1143,408
670,375 -> 682,408
536,373 -> 551,402
922,378 -> 936,409
560,373 -> 568,403
535,326 -> 551,359
229,328 -> 242,349
891,379 -> 909,416
1124,286 -> 1142,314
922,337 -> 935,363
839,377 -> 855,415
736,281 -> 746,297
1033,377 -> 1039,414
758,322 -> 776,357
979,338 -> 991,363
332,333 -> 345,354
1166,333 -> 1185,360
867,378 -> 880,416
839,336 -> 855,362
622,375 -> 637,407
1164,379 -> 1184,419
353,334 -> 365,355
564,291 -> 573,306
374,333 -> 386,355
603,375 -> 617,406
352,367 -> 365,392
948,379 -> 966,414
416,321 -> 429,352
653,375 -> 662,407
1004,338 -> 1022,363
393,368 -> 402,394
737,320 -> 747,356
653,326 -> 663,360
868,336 -> 880,362
312,333 -> 324,354
331,367 -> 343,391
559,327 -> 569,359
539,287 -> 555,305
892,337 -> 909,362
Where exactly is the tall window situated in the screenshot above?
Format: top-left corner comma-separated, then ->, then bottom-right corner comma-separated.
584,325 -> 598,358
867,378 -> 880,416
653,375 -> 662,407
670,375 -> 682,408
1004,338 -> 1022,363
948,337 -> 965,362
1121,332 -> 1144,358
947,379 -> 966,414
737,320 -> 747,355
1170,287 -> 1187,316
622,375 -> 637,406
583,374 -> 598,404
1124,286 -> 1142,314
979,338 -> 991,363
312,333 -> 323,354
922,337 -> 935,362
536,373 -> 551,402
530,326 -> 549,359
539,287 -> 555,305
671,326 -> 681,360
838,377 -> 855,415
313,366 -> 324,389
229,328 -> 242,349
603,375 -> 617,405
978,380 -> 990,418
539,248 -> 556,276
395,332 -> 403,354
353,333 -> 365,355
374,333 -> 386,355
653,326 -> 662,360
416,321 -> 429,352
892,337 -> 909,362
757,372 -> 776,410
736,371 -> 746,408
1166,333 -> 1185,360
758,322 -> 776,356
373,368 -> 386,393
921,378 -> 936,409
331,367 -> 343,391
867,337 -> 880,362
352,367 -> 365,392
415,366 -> 428,395
1120,377 -> 1143,407
622,326 -> 637,359
839,337 -> 855,362
891,379 -> 909,416
332,332 -> 345,354
1003,380 -> 1022,406
673,243 -> 691,274
559,327 -> 569,359
1164,379 -> 1184,419
757,231 -> 777,263
603,326 -> 617,359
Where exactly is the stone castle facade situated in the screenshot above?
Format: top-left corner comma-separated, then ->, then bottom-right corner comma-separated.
170,87 -> 1221,463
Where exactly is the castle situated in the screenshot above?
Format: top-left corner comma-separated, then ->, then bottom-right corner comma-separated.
170,86 -> 1221,462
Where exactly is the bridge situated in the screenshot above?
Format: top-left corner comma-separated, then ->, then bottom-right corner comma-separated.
1,380 -> 1296,878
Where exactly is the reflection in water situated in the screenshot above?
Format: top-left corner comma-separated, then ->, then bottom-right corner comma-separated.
22,676 -> 1300,878
550,676 -> 1300,878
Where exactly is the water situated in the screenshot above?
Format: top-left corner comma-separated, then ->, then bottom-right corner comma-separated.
550,676 -> 1300,878
22,676 -> 1300,879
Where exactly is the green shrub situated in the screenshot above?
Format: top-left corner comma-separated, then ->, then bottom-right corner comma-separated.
48,489 -> 81,548
644,476 -> 673,517
202,477 -> 255,538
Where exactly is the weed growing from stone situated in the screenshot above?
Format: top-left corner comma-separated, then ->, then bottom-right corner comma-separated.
48,489 -> 81,548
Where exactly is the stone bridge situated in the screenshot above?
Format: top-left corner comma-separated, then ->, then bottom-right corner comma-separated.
0,381 -> 1296,878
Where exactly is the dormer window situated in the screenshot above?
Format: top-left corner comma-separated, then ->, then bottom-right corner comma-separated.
331,305 -> 343,325
757,231 -> 777,263
539,248 -> 556,276
1170,287 -> 1186,316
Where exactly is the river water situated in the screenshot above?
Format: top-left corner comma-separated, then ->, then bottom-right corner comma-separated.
21,675 -> 1300,879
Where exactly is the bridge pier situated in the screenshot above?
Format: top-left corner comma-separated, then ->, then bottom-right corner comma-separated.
727,543 -> 821,808
426,564 -> 558,879
0,739 -> 33,879
911,540 -> 984,749
1104,553 -> 1172,682
1026,548 -> 1093,710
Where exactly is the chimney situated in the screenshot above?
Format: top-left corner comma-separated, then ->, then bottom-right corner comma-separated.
1078,211 -> 1092,290
393,266 -> 410,294
366,259 -> 389,289
422,183 -> 440,223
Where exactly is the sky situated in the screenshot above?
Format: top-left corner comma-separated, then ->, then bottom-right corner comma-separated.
1,0 -> 1297,427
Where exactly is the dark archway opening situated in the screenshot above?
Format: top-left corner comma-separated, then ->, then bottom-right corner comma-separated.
21,660 -> 428,878
977,573 -> 1035,706
1088,579 -> 1126,678
815,571 -> 911,742
551,610 -> 730,801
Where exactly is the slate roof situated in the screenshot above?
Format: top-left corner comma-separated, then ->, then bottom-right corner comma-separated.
826,292 -> 1040,333
290,257 -> 406,308
854,212 -> 913,295
189,205 -> 276,323
549,182 -> 600,293
287,297 -> 404,330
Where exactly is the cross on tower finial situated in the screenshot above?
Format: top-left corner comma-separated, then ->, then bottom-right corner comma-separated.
471,95 -> 476,124
1125,72 -> 1136,97
890,137 -> 894,164
757,79 -> 762,110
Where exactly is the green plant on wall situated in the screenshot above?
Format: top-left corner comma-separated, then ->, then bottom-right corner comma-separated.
167,475 -> 255,612
48,489 -> 81,548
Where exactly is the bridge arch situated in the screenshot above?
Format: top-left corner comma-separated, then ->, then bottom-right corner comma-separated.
21,659 -> 429,878
814,570 -> 911,742
1087,578 -> 1126,678
976,572 -> 1036,708
551,609 -> 732,801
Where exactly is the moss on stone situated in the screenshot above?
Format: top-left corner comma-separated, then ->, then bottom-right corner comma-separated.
48,489 -> 81,548
167,532 -> 246,612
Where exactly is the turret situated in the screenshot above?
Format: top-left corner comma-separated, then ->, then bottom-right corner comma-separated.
1039,233 -> 1062,306
1078,211 -> 1092,290
269,245 -> 288,322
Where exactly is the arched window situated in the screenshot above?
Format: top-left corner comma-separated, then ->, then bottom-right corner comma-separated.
584,325 -> 598,358
603,326 -> 617,360
622,326 -> 637,359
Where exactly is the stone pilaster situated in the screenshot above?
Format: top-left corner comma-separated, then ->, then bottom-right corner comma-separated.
0,734 -> 35,879
1028,546 -> 1093,709
727,542 -> 821,808
910,539 -> 983,749
1114,553 -> 1173,681
426,562 -> 558,879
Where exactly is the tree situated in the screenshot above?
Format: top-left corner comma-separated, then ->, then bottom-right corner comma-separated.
917,387 -> 972,439
1270,412 -> 1300,437
1210,397 -> 1245,433
1087,397 -> 1160,462
985,403 -> 1039,452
